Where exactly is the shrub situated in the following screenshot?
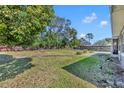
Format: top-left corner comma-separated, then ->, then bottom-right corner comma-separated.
76,51 -> 82,55
82,49 -> 89,53
89,50 -> 94,53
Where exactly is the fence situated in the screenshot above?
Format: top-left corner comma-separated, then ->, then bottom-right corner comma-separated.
0,45 -> 111,52
78,45 -> 111,52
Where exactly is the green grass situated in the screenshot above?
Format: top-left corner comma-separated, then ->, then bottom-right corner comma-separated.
64,53 -> 112,87
0,49 -> 96,88
63,57 -> 100,83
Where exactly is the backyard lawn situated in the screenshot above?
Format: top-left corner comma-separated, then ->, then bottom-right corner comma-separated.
0,49 -> 96,88
0,49 -> 114,88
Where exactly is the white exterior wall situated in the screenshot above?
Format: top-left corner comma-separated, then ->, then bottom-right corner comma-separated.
111,6 -> 124,68
119,29 -> 124,68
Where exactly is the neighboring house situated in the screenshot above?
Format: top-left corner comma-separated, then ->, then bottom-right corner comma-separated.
110,5 -> 124,67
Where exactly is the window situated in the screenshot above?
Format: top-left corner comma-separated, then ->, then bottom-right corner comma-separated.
113,38 -> 118,54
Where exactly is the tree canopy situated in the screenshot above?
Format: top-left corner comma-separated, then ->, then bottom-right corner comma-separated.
85,33 -> 94,43
0,5 -> 54,47
93,38 -> 112,46
0,6 -> 81,49
38,16 -> 80,49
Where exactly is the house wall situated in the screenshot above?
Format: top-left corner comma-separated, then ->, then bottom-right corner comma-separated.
112,28 -> 124,68
118,28 -> 124,67
111,6 -> 124,68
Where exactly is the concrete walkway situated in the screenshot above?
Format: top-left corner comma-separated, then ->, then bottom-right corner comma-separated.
83,51 -> 111,57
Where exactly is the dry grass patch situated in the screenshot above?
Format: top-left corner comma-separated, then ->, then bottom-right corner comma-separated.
0,49 -> 96,88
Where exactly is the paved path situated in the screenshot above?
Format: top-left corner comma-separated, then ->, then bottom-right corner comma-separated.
83,51 -> 111,57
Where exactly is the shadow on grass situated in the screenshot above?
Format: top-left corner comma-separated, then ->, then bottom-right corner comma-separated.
0,54 -> 33,81
0,54 -> 15,65
63,56 -> 100,82
63,53 -> 111,87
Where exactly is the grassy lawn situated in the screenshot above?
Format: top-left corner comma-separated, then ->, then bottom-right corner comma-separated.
64,53 -> 112,87
0,49 -> 96,88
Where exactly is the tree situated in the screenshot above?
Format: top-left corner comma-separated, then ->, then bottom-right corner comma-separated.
48,16 -> 78,48
27,16 -> 79,49
69,39 -> 80,48
85,33 -> 94,44
39,30 -> 63,49
0,5 -> 54,47
80,37 -> 91,46
93,38 -> 112,46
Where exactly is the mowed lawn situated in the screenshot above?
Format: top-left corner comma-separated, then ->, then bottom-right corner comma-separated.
0,49 -> 96,88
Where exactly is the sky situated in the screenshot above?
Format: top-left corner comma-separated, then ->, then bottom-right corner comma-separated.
54,5 -> 112,44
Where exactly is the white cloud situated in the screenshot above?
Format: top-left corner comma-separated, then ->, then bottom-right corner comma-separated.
83,12 -> 97,23
79,33 -> 86,39
100,20 -> 108,28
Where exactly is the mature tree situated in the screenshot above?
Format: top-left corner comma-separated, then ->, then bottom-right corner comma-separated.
47,16 -> 78,48
28,16 -> 79,49
85,33 -> 94,44
80,37 -> 91,46
0,5 -> 54,47
38,30 -> 63,49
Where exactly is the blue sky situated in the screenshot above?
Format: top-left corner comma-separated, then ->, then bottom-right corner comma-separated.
54,5 -> 112,44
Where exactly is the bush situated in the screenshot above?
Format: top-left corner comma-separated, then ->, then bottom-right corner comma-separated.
82,49 -> 89,53
76,51 -> 82,55
88,50 -> 94,53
